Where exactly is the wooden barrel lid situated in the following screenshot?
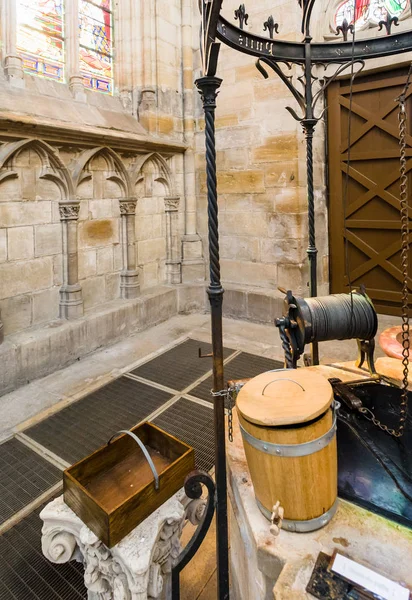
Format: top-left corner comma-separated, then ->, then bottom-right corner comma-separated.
237,369 -> 333,427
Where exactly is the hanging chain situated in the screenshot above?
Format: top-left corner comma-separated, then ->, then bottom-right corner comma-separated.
211,388 -> 233,442
358,68 -> 412,438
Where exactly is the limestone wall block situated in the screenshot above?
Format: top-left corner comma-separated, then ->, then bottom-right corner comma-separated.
0,257 -> 53,300
97,247 -> 114,275
217,148 -> 249,170
252,134 -> 298,163
267,213 -> 306,240
32,288 -> 60,325
138,238 -> 166,264
260,238 -> 303,265
263,160 -> 299,188
53,255 -> 63,286
8,226 -> 34,261
136,215 -> 154,241
88,199 -> 114,220
247,291 -> 284,324
222,287 -> 247,320
277,263 -> 307,294
215,126 -> 255,151
142,263 -> 159,288
105,273 -> 120,301
34,224 -> 62,257
0,201 -> 52,227
82,275 -> 106,309
221,212 -> 268,238
221,259 -> 277,288
0,295 -> 32,335
221,235 -> 260,262
78,219 -> 119,249
222,193 -> 251,212
78,249 -> 97,280
275,186 -> 307,214
200,171 -> 265,195
36,179 -> 61,201
0,229 -> 7,262
113,244 -> 123,271
0,178 -> 22,201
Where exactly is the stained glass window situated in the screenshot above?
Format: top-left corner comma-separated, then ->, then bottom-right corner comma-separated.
16,0 -> 65,82
79,0 -> 113,94
335,0 -> 407,28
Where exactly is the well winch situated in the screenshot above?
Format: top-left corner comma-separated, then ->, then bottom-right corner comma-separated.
275,288 -> 378,372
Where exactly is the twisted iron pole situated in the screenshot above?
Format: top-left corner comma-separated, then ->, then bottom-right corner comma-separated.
195,75 -> 230,600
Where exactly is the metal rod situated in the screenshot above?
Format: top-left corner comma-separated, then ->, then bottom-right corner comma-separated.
302,37 -> 319,365
195,75 -> 230,600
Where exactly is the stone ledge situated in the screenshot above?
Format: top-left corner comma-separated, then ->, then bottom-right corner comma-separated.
222,284 -> 284,325
0,286 -> 179,396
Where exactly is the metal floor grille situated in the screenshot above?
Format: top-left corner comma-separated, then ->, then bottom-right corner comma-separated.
153,398 -> 215,472
130,339 -> 235,391
188,352 -> 283,403
0,438 -> 61,526
0,502 -> 86,599
25,377 -> 173,465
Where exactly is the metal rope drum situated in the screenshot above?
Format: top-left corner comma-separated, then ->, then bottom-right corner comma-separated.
276,290 -> 378,368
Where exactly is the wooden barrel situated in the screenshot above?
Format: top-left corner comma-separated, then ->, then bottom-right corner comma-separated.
236,369 -> 338,532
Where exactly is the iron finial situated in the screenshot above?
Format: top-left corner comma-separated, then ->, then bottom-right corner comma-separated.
335,18 -> 354,42
378,11 -> 399,35
263,15 -> 279,38
234,4 -> 248,29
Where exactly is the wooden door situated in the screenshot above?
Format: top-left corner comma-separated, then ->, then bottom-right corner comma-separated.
327,68 -> 412,315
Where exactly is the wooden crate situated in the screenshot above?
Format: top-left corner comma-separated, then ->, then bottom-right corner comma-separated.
63,422 -> 195,547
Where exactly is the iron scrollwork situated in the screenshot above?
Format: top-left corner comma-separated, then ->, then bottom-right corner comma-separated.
171,471 -> 216,599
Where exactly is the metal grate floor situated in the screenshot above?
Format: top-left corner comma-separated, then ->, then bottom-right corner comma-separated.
188,352 -> 284,403
0,502 -> 86,599
153,398 -> 215,473
25,377 -> 173,465
130,338 -> 235,391
0,438 -> 61,526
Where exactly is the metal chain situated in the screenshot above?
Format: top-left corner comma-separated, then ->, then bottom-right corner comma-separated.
211,388 -> 233,442
358,69 -> 412,438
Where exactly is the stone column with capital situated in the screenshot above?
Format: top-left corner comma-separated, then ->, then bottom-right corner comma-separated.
59,202 -> 84,319
3,0 -> 24,82
120,198 -> 140,299
164,197 -> 182,285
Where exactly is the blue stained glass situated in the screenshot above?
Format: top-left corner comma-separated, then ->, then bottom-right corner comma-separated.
16,0 -> 65,82
79,0 -> 113,94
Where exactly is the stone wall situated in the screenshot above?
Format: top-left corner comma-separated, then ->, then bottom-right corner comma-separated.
193,0 -> 328,300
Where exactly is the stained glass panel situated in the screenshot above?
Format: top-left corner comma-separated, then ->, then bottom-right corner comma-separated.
79,0 -> 113,94
16,0 -> 64,82
335,0 -> 407,28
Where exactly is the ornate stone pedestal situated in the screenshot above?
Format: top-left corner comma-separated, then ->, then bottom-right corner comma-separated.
41,492 -> 204,600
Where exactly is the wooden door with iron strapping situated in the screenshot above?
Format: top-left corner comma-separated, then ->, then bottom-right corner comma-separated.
327,68 -> 412,315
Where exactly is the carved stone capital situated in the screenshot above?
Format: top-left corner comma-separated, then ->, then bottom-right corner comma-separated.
119,198 -> 138,215
59,202 -> 80,221
164,196 -> 180,212
41,493 -> 192,600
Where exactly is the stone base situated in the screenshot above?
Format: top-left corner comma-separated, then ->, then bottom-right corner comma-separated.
228,361 -> 412,600
41,492 -> 206,600
166,260 -> 182,285
120,269 -> 140,299
0,286 -> 178,397
181,260 -> 205,283
4,55 -> 24,83
59,284 -> 84,319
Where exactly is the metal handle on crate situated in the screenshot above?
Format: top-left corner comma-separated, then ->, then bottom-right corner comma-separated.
108,430 -> 160,490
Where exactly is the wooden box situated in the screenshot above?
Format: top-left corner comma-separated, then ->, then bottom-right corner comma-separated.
63,422 -> 195,547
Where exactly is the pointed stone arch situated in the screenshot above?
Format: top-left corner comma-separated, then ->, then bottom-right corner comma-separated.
128,152 -> 174,195
70,146 -> 132,197
0,138 -> 75,199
